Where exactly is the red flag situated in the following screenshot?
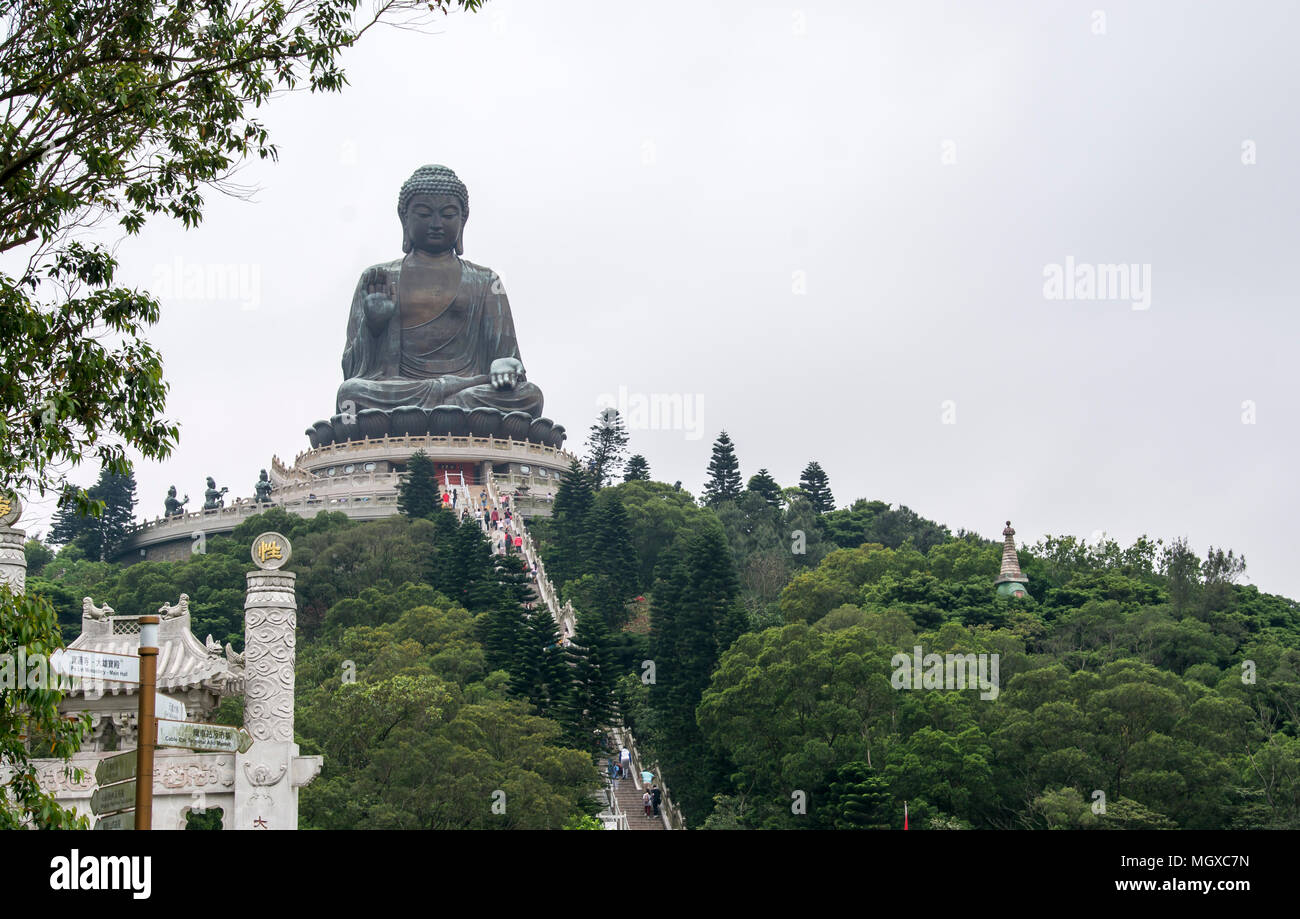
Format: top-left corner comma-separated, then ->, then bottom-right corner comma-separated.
903,801 -> 909,831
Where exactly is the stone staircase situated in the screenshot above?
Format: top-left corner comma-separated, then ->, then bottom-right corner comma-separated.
476,473 -> 682,830
605,758 -> 668,830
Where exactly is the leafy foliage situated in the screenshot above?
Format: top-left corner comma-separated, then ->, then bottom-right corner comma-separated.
1,0 -> 483,512
0,587 -> 90,829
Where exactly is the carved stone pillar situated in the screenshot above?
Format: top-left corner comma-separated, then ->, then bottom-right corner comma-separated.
0,493 -> 25,596
0,526 -> 26,596
242,569 -> 297,742
236,532 -> 320,830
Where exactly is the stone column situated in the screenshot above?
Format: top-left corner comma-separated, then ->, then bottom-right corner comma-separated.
235,532 -> 298,831
0,493 -> 26,595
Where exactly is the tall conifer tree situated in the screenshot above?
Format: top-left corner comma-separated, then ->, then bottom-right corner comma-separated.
589,490 -> 640,605
49,463 -> 138,561
649,522 -> 745,824
623,454 -> 651,482
798,461 -> 835,514
746,469 -> 783,510
584,408 -> 630,487
703,431 -> 742,506
550,460 -> 594,586
568,609 -> 619,750
398,450 -> 441,519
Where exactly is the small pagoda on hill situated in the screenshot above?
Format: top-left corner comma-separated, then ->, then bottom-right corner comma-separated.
994,521 -> 1031,600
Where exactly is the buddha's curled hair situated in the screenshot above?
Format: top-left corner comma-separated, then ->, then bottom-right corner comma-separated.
398,164 -> 469,254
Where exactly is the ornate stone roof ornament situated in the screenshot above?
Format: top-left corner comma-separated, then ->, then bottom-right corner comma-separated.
158,593 -> 189,619
83,597 -> 114,621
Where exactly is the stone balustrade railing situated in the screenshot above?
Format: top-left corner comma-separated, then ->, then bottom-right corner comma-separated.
290,432 -> 579,471
124,490 -> 400,543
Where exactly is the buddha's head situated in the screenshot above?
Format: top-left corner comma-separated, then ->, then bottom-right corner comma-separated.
398,164 -> 469,256
167,485 -> 176,498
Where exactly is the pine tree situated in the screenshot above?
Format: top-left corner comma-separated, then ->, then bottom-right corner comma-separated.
818,761 -> 893,830
482,601 -> 527,676
569,608 -> 619,750
494,551 -> 535,608
589,490 -> 640,607
49,464 -> 138,561
584,408 -> 630,487
425,518 -> 502,613
452,520 -> 501,612
746,468 -> 783,510
798,460 -> 835,514
97,467 -> 137,559
647,539 -> 688,745
702,431 -> 743,507
549,460 -> 594,586
398,450 -> 441,519
519,610 -> 572,720
649,522 -> 745,824
623,454 -> 651,482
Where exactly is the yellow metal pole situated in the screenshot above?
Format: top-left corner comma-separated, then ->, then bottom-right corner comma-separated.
134,615 -> 159,831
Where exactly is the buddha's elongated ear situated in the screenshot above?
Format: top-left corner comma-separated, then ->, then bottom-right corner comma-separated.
402,226 -> 413,254
455,225 -> 465,256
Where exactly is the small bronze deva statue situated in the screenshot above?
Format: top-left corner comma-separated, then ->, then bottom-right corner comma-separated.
164,486 -> 189,518
254,469 -> 273,504
203,477 -> 229,511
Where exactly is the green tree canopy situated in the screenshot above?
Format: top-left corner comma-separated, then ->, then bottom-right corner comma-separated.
584,408 -> 629,488
398,450 -> 442,519
48,462 -> 137,562
798,461 -> 834,514
702,431 -> 742,507
1,0 -> 484,515
746,468 -> 783,510
623,454 -> 650,482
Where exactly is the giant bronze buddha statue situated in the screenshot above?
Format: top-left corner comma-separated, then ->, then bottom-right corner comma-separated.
336,164 -> 544,420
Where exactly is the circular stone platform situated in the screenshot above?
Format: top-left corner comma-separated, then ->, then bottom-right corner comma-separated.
114,432 -> 577,564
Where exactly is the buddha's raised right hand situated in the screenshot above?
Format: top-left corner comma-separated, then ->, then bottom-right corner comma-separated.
362,266 -> 397,334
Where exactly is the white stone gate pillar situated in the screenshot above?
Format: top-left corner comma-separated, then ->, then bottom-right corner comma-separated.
0,493 -> 26,595
235,532 -> 300,830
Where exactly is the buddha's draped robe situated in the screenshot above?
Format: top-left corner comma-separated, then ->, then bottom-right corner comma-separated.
336,256 -> 544,416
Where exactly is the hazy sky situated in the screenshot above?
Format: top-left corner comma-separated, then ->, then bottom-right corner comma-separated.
16,1 -> 1300,598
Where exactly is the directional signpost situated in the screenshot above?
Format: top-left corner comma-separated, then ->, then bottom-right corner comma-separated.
156,719 -> 253,754
155,693 -> 186,722
56,619 -> 171,829
93,812 -> 134,831
135,615 -> 159,830
95,750 -> 136,787
49,648 -> 139,684
90,779 -> 136,816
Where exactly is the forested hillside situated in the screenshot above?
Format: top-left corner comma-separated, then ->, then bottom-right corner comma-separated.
24,449 -> 1300,830
523,443 -> 1300,830
27,507 -> 604,829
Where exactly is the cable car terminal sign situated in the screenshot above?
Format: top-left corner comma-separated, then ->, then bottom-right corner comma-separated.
156,719 -> 254,754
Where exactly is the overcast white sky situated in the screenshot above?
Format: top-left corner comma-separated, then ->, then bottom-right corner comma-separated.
16,0 -> 1300,599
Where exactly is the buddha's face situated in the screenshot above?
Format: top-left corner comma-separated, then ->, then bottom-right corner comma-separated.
404,193 -> 464,255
